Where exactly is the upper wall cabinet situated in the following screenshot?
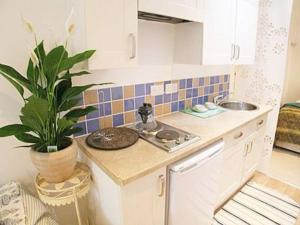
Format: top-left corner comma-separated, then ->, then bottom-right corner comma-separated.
85,0 -> 138,70
203,0 -> 259,65
138,0 -> 205,22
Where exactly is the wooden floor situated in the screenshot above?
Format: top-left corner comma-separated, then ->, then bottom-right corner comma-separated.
251,172 -> 300,224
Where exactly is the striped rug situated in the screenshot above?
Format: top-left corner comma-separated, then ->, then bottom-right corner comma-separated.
213,182 -> 300,225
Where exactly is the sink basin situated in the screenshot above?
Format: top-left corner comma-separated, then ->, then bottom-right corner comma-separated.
219,101 -> 258,111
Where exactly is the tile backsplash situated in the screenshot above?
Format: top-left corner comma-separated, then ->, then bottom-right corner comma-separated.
74,74 -> 230,137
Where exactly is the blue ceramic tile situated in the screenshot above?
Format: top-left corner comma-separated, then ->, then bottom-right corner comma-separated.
219,84 -> 223,92
155,95 -> 163,105
210,76 -> 215,85
186,89 -> 192,99
124,99 -> 135,111
113,114 -> 124,127
197,96 -> 204,105
209,85 -> 214,94
179,79 -> 186,89
186,79 -> 193,88
111,86 -> 123,100
215,76 -> 220,84
192,88 -> 198,97
73,122 -> 87,137
204,95 -> 209,103
99,104 -> 105,117
192,98 -> 198,106
204,86 -> 210,95
164,94 -> 171,103
135,96 -> 145,109
86,105 -> 99,120
224,74 -> 229,82
146,83 -> 154,95
135,84 -> 145,97
104,102 -> 112,115
171,102 -> 178,112
172,92 -> 179,102
98,88 -> 111,102
87,119 -> 100,133
179,100 -> 185,111
199,78 -> 205,86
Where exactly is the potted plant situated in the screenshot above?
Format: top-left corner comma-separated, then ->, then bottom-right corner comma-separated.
0,19 -> 104,183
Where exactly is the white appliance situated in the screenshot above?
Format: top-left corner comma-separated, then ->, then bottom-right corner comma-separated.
168,140 -> 224,225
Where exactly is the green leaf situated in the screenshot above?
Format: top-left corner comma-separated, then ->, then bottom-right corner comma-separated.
34,41 -> 46,64
43,45 -> 68,83
61,127 -> 82,136
59,98 -> 81,112
58,118 -> 74,130
60,50 -> 96,71
0,64 -> 30,89
15,133 -> 40,143
2,74 -> 24,98
61,84 -> 95,103
55,79 -> 72,106
20,115 -> 43,134
64,106 -> 96,120
21,97 -> 49,126
0,124 -> 32,137
60,71 -> 90,80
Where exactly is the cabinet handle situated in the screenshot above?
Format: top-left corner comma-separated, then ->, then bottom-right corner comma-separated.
231,44 -> 235,60
248,141 -> 253,154
236,45 -> 240,60
129,33 -> 136,59
257,120 -> 264,126
244,144 -> 249,157
234,131 -> 243,139
157,175 -> 165,197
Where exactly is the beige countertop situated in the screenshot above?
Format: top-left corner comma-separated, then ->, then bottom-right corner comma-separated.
76,105 -> 272,186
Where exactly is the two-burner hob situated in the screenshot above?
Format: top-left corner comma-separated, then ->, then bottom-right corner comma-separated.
132,121 -> 200,152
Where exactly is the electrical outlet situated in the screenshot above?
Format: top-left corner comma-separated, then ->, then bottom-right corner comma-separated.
165,83 -> 178,94
151,84 -> 164,96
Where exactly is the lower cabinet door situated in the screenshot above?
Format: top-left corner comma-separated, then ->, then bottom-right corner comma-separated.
241,131 -> 260,184
218,142 -> 244,206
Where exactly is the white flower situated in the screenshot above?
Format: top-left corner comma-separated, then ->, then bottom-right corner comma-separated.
65,8 -> 75,36
21,16 -> 34,33
30,50 -> 39,67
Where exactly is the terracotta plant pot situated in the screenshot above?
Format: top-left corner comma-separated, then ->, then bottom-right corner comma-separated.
30,140 -> 78,183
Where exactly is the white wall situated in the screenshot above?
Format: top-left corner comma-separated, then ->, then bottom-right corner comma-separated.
282,0 -> 300,104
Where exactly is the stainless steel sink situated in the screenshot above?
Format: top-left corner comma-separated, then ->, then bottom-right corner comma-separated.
219,101 -> 258,111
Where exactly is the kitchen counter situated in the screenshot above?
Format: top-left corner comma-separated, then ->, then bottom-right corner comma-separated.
76,105 -> 272,186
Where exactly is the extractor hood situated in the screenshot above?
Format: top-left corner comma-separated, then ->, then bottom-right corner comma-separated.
138,11 -> 190,24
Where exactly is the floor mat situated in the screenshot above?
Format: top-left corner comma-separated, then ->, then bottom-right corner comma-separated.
213,182 -> 300,225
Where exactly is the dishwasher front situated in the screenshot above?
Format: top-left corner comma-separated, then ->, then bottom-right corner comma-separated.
167,140 -> 224,225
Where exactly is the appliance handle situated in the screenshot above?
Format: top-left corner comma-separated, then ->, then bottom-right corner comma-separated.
170,141 -> 224,173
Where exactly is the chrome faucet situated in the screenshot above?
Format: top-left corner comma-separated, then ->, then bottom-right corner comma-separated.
214,95 -> 226,105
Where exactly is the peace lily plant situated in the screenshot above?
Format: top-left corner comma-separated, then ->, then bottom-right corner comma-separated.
0,15 -> 105,182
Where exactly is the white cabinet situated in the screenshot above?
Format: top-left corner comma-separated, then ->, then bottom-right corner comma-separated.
138,0 -> 204,22
241,131 -> 260,184
235,0 -> 259,64
85,0 -> 137,70
218,141 -> 244,205
202,0 -> 236,64
203,0 -> 259,65
122,167 -> 166,225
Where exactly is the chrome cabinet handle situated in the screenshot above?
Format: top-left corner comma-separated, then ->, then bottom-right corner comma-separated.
157,175 -> 165,197
129,33 -> 136,59
231,44 -> 235,60
257,120 -> 264,126
234,131 -> 243,139
236,45 -> 240,60
244,144 -> 249,157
